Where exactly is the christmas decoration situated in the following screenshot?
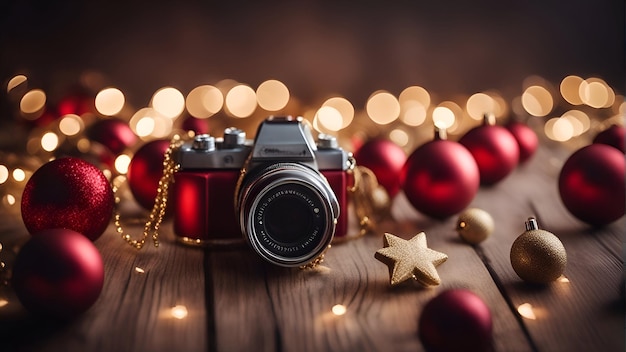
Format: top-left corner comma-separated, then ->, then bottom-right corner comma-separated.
86,118 -> 138,155
510,217 -> 567,284
419,289 -> 493,352
456,208 -> 494,244
592,124 -> 625,152
402,128 -> 479,218
375,232 -> 448,286
11,228 -> 105,319
459,114 -> 519,185
558,144 -> 625,225
127,139 -> 171,210
506,120 -> 538,163
181,115 -> 210,135
21,157 -> 114,241
353,138 -> 406,198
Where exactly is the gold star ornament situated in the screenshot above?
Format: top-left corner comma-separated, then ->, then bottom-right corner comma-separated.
375,232 -> 448,287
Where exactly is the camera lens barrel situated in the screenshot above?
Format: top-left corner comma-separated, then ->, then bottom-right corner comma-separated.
237,163 -> 339,267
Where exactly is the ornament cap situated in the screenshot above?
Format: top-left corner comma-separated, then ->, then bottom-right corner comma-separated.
525,217 -> 539,231
434,126 -> 447,140
483,113 -> 496,126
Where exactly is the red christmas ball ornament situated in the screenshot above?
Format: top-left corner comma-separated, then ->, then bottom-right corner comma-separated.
419,289 -> 493,352
57,91 -> 94,116
402,129 -> 479,218
127,139 -> 170,210
86,118 -> 138,155
181,115 -> 210,135
459,114 -> 519,185
12,228 -> 104,319
593,124 -> 625,152
21,157 -> 114,241
558,144 -> 625,226
506,120 -> 538,163
354,138 -> 407,197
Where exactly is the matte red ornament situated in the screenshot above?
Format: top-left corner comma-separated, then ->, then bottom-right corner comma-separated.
419,289 -> 493,352
127,139 -> 170,210
592,124 -> 625,152
558,144 -> 625,226
459,115 -> 519,185
354,138 -> 407,197
402,129 -> 479,218
11,228 -> 105,319
21,157 -> 114,241
86,118 -> 138,155
506,120 -> 538,163
181,115 -> 210,135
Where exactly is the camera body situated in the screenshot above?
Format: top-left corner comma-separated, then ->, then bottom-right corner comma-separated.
172,116 -> 351,266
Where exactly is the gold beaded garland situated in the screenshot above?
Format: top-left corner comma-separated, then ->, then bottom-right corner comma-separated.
456,208 -> 494,244
510,217 -> 567,284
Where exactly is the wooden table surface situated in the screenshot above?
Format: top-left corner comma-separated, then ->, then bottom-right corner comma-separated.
0,144 -> 623,352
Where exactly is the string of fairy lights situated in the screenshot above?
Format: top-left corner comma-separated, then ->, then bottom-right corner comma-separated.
0,73 -> 624,216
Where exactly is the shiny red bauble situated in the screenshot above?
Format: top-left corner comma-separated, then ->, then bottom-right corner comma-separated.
506,121 -> 538,163
419,289 -> 493,352
86,118 -> 138,155
558,144 -> 625,226
354,139 -> 407,197
11,228 -> 105,319
21,157 -> 114,241
127,139 -> 170,210
402,137 -> 479,218
459,121 -> 519,185
593,124 -> 625,152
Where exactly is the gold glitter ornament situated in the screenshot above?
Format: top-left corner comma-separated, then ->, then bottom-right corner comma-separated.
456,208 -> 494,244
375,232 -> 448,286
510,217 -> 567,284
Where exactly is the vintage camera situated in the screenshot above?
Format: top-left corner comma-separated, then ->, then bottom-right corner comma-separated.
172,116 -> 351,267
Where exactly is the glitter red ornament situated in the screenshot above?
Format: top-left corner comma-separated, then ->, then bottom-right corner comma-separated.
419,289 -> 493,352
592,124 -> 625,152
401,128 -> 479,218
354,138 -> 407,198
459,114 -> 519,185
86,118 -> 138,155
127,139 -> 170,210
558,144 -> 625,226
21,157 -> 114,241
506,120 -> 538,163
11,228 -> 105,319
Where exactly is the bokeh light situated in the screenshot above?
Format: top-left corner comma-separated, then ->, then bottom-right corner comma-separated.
322,97 -> 354,129
151,87 -> 185,119
20,89 -> 46,116
389,128 -> 409,147
59,114 -> 84,136
466,93 -> 495,120
130,107 -> 172,138
545,117 -> 573,142
399,86 -> 431,108
225,84 -> 257,118
0,165 -> 9,184
560,75 -> 584,105
522,85 -> 553,117
114,154 -> 131,174
366,91 -> 400,125
561,110 -> 590,137
432,106 -> 455,129
186,85 -> 223,118
579,77 -> 613,108
41,132 -> 59,152
331,304 -> 347,316
170,305 -> 188,319
12,168 -> 25,182
400,101 -> 427,126
315,106 -> 343,132
256,79 -> 290,111
7,74 -> 27,93
95,87 -> 125,116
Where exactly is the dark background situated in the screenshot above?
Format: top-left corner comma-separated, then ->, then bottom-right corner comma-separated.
0,0 -> 624,108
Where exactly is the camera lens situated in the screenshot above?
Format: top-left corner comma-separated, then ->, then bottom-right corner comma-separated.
237,163 -> 339,267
